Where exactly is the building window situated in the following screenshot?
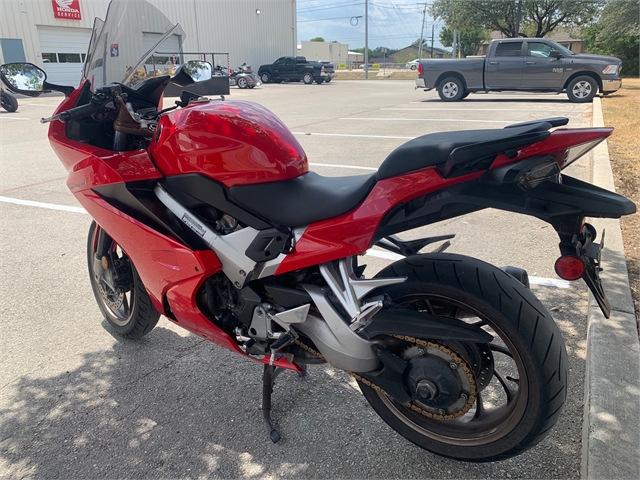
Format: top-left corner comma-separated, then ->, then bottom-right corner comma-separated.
57,53 -> 82,63
42,53 -> 58,63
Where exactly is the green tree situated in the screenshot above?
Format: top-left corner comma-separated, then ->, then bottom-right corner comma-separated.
431,0 -> 604,38
395,52 -> 418,63
583,0 -> 639,76
440,26 -> 490,56
310,37 -> 325,42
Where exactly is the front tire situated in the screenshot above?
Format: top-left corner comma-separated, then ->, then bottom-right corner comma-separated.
87,221 -> 160,338
567,75 -> 597,103
438,77 -> 464,102
260,72 -> 271,84
359,254 -> 568,462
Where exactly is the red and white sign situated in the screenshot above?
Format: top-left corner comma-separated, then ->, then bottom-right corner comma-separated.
52,0 -> 82,20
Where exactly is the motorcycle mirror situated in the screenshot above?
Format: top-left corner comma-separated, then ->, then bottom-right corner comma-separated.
171,60 -> 213,86
0,62 -> 46,97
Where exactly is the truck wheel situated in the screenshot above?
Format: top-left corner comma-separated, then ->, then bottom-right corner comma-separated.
567,76 -> 597,103
261,72 -> 271,84
438,77 -> 464,102
303,72 -> 314,84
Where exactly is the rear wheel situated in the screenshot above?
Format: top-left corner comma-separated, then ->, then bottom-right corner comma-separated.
1,91 -> 18,112
237,77 -> 248,89
359,254 -> 567,462
87,221 -> 160,338
303,72 -> 314,84
438,77 -> 464,102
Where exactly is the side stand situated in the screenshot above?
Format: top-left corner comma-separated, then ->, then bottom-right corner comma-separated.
262,364 -> 283,443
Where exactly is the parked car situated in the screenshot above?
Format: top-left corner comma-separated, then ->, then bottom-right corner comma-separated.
416,38 -> 622,103
258,56 -> 334,84
407,59 -> 419,70
359,64 -> 374,70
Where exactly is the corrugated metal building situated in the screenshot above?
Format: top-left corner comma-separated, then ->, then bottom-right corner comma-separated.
0,0 -> 297,87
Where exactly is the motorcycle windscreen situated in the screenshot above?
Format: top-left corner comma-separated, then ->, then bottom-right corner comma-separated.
83,0 -> 185,91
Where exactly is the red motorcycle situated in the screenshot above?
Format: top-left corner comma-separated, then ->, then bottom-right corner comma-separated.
1,0 -> 635,462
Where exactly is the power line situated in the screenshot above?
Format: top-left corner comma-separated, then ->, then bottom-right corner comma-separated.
298,1 -> 364,14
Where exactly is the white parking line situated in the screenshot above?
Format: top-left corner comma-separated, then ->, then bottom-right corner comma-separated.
0,116 -> 30,121
0,195 -> 570,289
341,117 -> 514,123
365,249 -> 569,288
0,196 -> 86,213
293,131 -> 413,139
394,107 -> 586,112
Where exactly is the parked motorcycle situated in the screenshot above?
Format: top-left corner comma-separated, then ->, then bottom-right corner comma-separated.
1,0 -> 635,463
216,63 -> 261,89
1,86 -> 19,112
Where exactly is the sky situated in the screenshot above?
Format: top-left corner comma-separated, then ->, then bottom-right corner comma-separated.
296,0 -> 445,51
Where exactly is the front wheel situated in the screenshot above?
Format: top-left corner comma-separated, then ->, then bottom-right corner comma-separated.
260,72 -> 271,84
438,77 -> 464,102
359,254 -> 568,462
87,221 -> 160,338
237,76 -> 248,89
567,75 -> 597,103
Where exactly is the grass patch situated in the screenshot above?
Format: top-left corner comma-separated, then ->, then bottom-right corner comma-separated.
602,78 -> 640,321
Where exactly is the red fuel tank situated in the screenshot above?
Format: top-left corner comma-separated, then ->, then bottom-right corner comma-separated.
149,100 -> 308,187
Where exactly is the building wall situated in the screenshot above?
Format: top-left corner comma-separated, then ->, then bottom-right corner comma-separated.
0,0 -> 296,69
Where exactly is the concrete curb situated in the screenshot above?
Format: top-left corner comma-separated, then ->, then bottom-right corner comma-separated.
581,97 -> 640,480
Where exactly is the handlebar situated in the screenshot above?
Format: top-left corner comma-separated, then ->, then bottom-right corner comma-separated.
40,100 -> 100,124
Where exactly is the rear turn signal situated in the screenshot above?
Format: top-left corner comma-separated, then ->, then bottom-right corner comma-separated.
554,255 -> 585,280
418,62 -> 424,75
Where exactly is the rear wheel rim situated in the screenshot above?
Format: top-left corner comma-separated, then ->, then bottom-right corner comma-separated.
442,82 -> 459,98
238,78 -> 247,88
572,81 -> 592,98
372,293 -> 529,446
261,73 -> 270,83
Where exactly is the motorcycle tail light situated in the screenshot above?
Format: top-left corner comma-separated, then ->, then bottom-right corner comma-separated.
554,138 -> 606,170
418,62 -> 424,75
554,255 -> 585,280
517,160 -> 561,190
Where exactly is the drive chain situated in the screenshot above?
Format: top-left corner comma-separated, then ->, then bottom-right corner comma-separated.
294,335 -> 477,420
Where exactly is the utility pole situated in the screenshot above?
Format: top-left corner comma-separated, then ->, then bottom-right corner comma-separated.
365,0 -> 369,79
515,0 -> 522,38
452,29 -> 457,58
418,3 -> 427,60
430,23 -> 435,58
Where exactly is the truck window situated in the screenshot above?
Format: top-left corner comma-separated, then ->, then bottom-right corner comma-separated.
495,42 -> 523,57
526,42 -> 553,58
274,58 -> 286,66
285,58 -> 294,66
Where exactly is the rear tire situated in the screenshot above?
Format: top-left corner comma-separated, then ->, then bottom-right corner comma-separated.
237,77 -> 248,89
567,75 -> 597,103
87,221 -> 160,338
359,253 -> 568,462
303,72 -> 314,84
438,77 -> 464,102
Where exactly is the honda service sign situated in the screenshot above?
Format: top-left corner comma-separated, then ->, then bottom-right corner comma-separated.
52,0 -> 82,20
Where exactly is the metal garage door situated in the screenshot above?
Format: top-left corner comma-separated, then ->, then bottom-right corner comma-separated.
38,26 -> 92,87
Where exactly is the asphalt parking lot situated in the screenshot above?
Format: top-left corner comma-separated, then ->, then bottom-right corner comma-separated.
1,81 -> 594,478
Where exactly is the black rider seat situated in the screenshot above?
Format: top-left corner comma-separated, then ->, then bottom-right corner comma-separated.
229,122 -> 553,227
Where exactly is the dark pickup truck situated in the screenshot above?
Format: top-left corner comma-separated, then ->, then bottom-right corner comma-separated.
417,38 -> 622,103
258,56 -> 334,85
